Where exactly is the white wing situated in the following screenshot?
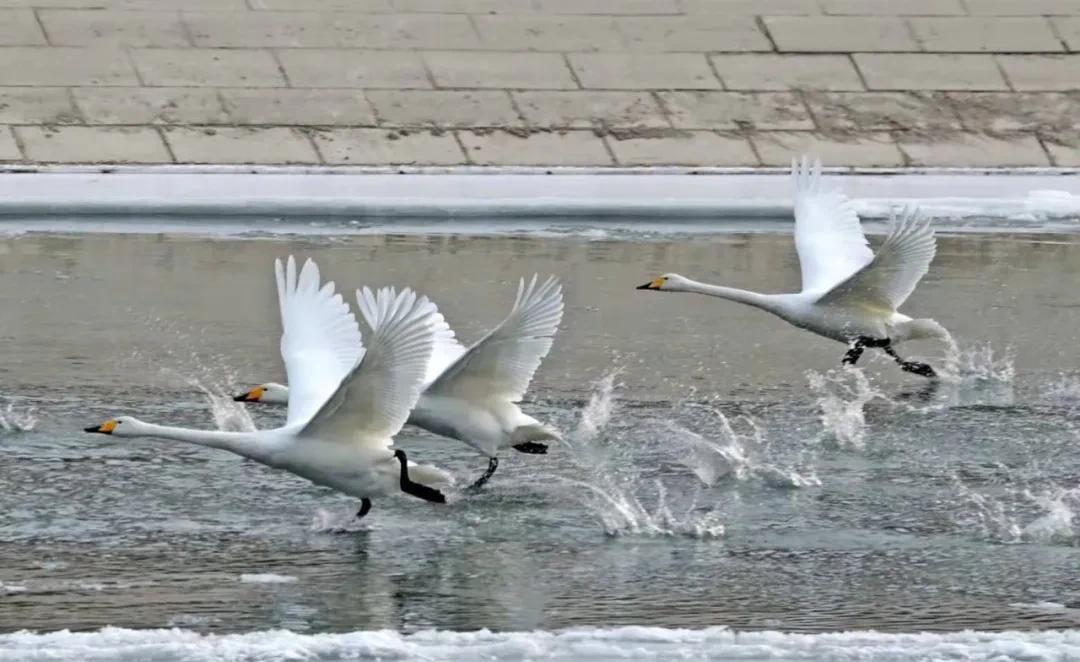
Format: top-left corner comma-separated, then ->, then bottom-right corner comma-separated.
793,155 -> 874,294
355,286 -> 467,388
298,287 -> 435,449
817,206 -> 936,311
426,275 -> 563,403
275,256 -> 364,427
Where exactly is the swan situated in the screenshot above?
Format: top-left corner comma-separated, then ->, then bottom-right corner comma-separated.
235,275 -> 565,490
85,256 -> 452,521
638,156 -> 949,377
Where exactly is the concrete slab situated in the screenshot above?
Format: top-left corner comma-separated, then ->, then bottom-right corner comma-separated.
569,53 -> 721,89
752,131 -> 904,166
514,90 -> 669,128
164,126 -> 319,164
17,126 -> 170,162
367,90 -> 522,127
659,91 -> 813,130
854,54 -> 1009,90
605,130 -> 757,165
459,130 -> 613,165
312,127 -> 465,165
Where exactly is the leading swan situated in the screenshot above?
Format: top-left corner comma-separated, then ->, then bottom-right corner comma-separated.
638,157 -> 949,377
85,256 -> 452,521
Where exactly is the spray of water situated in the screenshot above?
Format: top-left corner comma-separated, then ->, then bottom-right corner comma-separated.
807,367 -> 881,450
0,401 -> 37,433
560,370 -> 726,538
953,474 -> 1078,546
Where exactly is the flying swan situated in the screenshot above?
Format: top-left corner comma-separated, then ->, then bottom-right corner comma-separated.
638,156 -> 949,377
235,275 -> 565,490
86,256 -> 452,521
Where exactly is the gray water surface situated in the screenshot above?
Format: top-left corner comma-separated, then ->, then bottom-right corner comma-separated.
1,230 -> 1079,635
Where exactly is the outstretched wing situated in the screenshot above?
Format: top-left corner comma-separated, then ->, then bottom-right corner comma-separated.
298,287 -> 435,448
792,155 -> 874,295
275,256 -> 364,427
355,286 -> 467,388
426,275 -> 563,403
817,206 -> 936,311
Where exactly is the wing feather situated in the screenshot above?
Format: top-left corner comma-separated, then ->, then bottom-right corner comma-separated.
275,256 -> 364,427
298,287 -> 435,449
426,275 -> 563,403
793,155 -> 874,294
817,206 -> 936,311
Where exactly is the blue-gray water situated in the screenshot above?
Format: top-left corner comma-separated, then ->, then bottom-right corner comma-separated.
1,229 -> 1079,660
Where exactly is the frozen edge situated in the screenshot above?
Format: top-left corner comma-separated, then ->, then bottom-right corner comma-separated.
0,167 -> 1079,224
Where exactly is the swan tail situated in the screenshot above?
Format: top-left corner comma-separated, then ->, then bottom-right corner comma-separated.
407,462 -> 455,488
510,423 -> 561,446
897,317 -> 951,342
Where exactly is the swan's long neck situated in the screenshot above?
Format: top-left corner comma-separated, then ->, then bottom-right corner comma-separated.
673,279 -> 783,313
131,422 -> 267,460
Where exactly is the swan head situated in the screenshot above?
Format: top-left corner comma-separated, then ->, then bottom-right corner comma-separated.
232,382 -> 288,404
636,273 -> 688,292
84,416 -> 143,437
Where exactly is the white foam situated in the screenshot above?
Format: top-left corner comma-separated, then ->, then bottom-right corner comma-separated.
239,573 -> 298,584
2,626 -> 1079,662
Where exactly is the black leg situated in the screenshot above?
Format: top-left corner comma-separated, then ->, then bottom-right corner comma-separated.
881,342 -> 937,379
468,457 -> 499,491
392,449 -> 447,504
355,498 -> 372,520
842,337 -> 868,365
512,441 -> 548,454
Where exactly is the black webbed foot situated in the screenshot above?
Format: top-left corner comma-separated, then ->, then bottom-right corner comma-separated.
900,361 -> 937,379
393,449 -> 447,504
467,457 -> 499,491
512,441 -> 548,454
355,497 -> 372,520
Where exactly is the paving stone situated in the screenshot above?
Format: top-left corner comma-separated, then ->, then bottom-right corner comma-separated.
616,15 -> 771,52
998,55 -> 1080,91
569,53 -> 721,89
854,54 -> 1008,90
0,47 -> 137,85
659,91 -> 813,130
944,92 -> 1080,131
752,131 -> 904,166
391,0 -> 534,11
312,127 -> 464,165
682,0 -> 820,13
473,15 -> 625,51
764,16 -> 919,52
279,50 -> 431,88
250,0 -> 392,9
221,89 -> 375,125
710,54 -> 864,91
426,51 -> 575,89
0,88 -> 79,124
514,90 -> 669,128
75,87 -> 227,124
185,12 -> 479,49
164,126 -> 319,164
0,126 -> 19,160
133,49 -> 285,87
898,133 -> 1050,166
0,9 -> 46,45
534,0 -> 680,14
820,0 -> 964,14
909,17 -> 1062,52
367,90 -> 521,127
16,125 -> 170,162
459,129 -> 612,165
804,91 -> 961,131
606,130 -> 757,165
1049,17 -> 1080,50
1042,134 -> 1080,166
963,0 -> 1080,15
40,9 -> 188,47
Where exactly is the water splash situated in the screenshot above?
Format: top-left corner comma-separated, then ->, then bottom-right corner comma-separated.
666,406 -> 820,489
191,380 -> 256,433
309,508 -> 369,534
0,402 -> 37,433
953,475 -> 1078,546
930,341 -> 1016,408
561,371 -> 725,539
806,367 -> 881,449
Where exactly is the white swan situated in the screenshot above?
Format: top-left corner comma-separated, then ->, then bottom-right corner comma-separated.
638,156 -> 949,377
235,275 -> 565,489
86,256 -> 452,521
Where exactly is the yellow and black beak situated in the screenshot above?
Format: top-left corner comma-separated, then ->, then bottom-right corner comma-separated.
637,277 -> 665,290
233,386 -> 264,402
84,419 -> 118,434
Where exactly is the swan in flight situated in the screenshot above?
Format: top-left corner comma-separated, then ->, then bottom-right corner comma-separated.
86,256 -> 452,521
235,275 -> 565,490
638,156 -> 949,377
